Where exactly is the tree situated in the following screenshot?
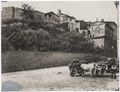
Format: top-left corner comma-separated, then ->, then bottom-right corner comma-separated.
21,3 -> 35,28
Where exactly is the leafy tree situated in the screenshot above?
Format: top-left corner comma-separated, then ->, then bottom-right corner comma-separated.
21,3 -> 34,28
21,3 -> 34,20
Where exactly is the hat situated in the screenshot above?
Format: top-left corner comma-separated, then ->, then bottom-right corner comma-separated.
107,58 -> 112,60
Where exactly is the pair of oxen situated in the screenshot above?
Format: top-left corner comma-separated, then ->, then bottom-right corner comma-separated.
68,60 -> 113,77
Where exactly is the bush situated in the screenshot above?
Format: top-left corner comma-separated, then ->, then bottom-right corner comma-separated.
22,29 -> 51,51
55,31 -> 95,53
49,39 -> 61,51
28,20 -> 44,30
2,19 -> 103,54
94,46 -> 104,54
10,30 -> 24,50
80,41 -> 95,52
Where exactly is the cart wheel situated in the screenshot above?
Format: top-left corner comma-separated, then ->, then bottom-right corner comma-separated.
70,72 -> 74,77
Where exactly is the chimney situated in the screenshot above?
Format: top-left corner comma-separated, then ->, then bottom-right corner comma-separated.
58,9 -> 61,14
101,18 -> 104,22
96,18 -> 98,21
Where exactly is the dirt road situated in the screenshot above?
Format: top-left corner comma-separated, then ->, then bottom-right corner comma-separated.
2,66 -> 119,91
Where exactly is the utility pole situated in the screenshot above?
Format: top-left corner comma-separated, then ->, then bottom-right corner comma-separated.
114,1 -> 119,57
114,1 -> 119,39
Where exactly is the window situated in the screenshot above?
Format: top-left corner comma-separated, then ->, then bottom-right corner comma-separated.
90,35 -> 92,38
76,28 -> 79,32
45,14 -> 47,19
49,14 -> 51,17
66,17 -> 68,20
83,31 -> 86,36
76,21 -> 78,23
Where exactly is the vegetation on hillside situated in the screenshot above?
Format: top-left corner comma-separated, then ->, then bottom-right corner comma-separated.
2,3 -> 104,54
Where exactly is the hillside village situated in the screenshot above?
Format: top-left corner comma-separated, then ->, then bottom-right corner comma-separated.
1,5 -> 117,57
1,2 -> 120,92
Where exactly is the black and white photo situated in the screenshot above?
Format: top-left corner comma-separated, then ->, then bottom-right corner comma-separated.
1,1 -> 119,91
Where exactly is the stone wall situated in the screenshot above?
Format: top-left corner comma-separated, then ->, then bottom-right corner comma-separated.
14,8 -> 23,20
2,7 -> 14,20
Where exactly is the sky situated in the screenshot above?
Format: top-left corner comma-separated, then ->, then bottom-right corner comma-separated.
1,1 -> 118,24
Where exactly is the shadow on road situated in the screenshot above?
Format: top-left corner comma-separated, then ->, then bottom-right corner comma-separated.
2,81 -> 22,91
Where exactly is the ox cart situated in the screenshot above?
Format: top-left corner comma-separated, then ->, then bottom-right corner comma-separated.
68,57 -> 118,77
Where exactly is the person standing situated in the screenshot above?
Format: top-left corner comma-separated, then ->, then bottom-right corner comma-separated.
111,64 -> 117,79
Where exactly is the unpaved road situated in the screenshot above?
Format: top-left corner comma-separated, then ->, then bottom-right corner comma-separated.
2,66 -> 119,91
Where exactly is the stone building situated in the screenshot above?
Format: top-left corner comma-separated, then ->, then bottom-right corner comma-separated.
77,20 -> 91,40
2,7 -> 23,21
57,9 -> 76,31
88,20 -> 117,56
2,7 -> 47,21
45,11 -> 59,24
2,6 -> 60,25
75,20 -> 81,33
33,10 -> 46,22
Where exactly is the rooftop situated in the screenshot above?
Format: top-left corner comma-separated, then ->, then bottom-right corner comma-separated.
45,11 -> 59,17
61,13 -> 76,19
90,21 -> 117,27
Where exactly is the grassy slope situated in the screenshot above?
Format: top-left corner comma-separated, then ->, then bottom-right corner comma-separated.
2,51 -> 100,73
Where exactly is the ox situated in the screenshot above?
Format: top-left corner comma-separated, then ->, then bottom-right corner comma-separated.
80,62 -> 97,77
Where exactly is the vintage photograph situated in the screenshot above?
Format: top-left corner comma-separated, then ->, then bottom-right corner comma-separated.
1,1 -> 119,91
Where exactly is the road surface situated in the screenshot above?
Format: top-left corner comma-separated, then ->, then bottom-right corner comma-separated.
2,66 -> 119,91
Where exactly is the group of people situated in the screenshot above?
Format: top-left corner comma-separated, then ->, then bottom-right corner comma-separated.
68,58 -> 117,79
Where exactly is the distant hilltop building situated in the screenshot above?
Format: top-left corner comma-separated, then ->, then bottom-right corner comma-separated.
88,19 -> 117,56
1,6 -> 118,56
2,7 -> 23,21
33,10 -> 46,22
1,7 -> 89,34
1,6 -> 59,24
45,11 -> 59,24
57,9 -> 81,32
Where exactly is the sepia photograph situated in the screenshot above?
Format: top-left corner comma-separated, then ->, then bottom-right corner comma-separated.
1,1 -> 119,91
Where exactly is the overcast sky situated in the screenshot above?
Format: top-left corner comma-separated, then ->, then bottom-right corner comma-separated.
1,1 -> 118,24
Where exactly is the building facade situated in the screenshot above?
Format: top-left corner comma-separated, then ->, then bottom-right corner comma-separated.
45,11 -> 59,24
75,20 -> 81,33
88,20 -> 117,56
33,10 -> 46,22
2,7 -> 23,21
57,9 -> 76,31
2,7 -> 59,25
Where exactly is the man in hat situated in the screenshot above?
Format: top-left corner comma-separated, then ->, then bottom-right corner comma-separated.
110,59 -> 117,79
